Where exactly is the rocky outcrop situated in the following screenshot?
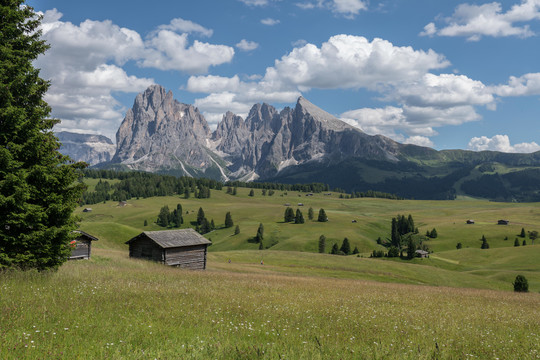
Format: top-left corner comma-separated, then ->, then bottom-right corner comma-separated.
112,85 -> 221,177
57,131 -> 115,165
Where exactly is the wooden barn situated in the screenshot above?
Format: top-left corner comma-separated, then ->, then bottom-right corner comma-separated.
125,229 -> 212,270
69,230 -> 98,260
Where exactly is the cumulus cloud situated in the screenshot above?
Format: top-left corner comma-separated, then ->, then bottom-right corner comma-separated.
36,9 -> 233,139
421,0 -> 540,40
261,18 -> 280,25
157,18 -> 213,37
238,0 -> 278,5
468,135 -> 540,153
404,136 -> 435,148
296,0 -> 367,18
491,72 -> 540,96
236,39 -> 259,51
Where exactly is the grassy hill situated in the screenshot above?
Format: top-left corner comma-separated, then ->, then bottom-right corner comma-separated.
2,187 -> 539,358
76,186 -> 540,292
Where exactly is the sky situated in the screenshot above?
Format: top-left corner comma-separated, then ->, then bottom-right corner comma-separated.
27,0 -> 540,152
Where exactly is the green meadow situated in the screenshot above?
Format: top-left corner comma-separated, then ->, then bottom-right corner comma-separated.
1,187 -> 540,358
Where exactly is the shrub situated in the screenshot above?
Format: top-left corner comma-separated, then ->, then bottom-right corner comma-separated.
513,275 -> 529,292
456,242 -> 462,249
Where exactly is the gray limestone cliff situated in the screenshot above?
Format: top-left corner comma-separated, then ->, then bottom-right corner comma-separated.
57,131 -> 115,165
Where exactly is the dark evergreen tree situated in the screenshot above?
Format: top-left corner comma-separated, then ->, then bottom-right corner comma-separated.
340,238 -> 351,255
0,2 -> 86,270
481,236 -> 489,249
249,189 -> 254,197
157,206 -> 170,227
513,275 -> 529,292
520,227 -> 526,237
430,228 -> 438,238
234,225 -> 240,235
259,240 -> 264,250
308,207 -> 314,220
226,186 -> 232,194
318,208 -> 328,222
318,235 -> 326,253
514,238 -> 520,247
144,219 -> 148,226
387,246 -> 399,257
406,236 -> 416,259
210,219 -> 215,231
330,243 -> 339,254
199,218 -> 211,234
284,207 -> 295,222
352,246 -> 359,255
456,242 -> 462,249
197,207 -> 205,225
256,223 -> 264,243
224,212 -> 234,228
232,187 -> 238,195
407,214 -> 415,234
522,239 -> 527,246
262,189 -> 267,196
391,217 -> 401,248
184,188 -> 190,199
295,209 -> 305,224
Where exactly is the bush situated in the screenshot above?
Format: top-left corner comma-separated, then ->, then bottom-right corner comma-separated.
456,242 -> 462,249
513,275 -> 529,292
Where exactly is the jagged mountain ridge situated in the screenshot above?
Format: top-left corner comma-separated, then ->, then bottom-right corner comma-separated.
110,85 -> 415,181
57,131 -> 116,166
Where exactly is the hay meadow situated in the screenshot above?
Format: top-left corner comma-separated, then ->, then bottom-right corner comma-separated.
1,187 -> 540,358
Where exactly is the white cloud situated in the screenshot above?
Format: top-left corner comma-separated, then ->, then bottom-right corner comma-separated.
140,30 -> 234,73
404,136 -> 435,148
264,35 -> 449,90
157,18 -> 213,37
238,0 -> 275,5
187,75 -> 241,93
296,0 -> 367,18
36,9 -> 233,139
332,0 -> 367,18
421,0 -> 540,41
261,18 -> 280,25
468,135 -> 540,153
491,72 -> 540,96
236,39 -> 259,51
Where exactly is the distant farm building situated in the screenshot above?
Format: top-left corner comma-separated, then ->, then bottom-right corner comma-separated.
298,203 -> 304,206
284,203 -> 291,206
125,229 -> 212,269
498,220 -> 510,225
466,220 -> 475,224
415,250 -> 429,258
69,230 -> 98,260
83,208 -> 92,212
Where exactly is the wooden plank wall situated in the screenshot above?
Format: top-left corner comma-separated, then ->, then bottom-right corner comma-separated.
165,245 -> 207,270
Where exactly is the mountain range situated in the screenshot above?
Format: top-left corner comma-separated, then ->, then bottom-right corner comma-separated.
59,85 -> 540,201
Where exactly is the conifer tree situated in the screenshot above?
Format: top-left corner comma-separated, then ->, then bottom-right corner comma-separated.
284,207 -> 295,222
514,238 -> 520,247
197,207 -> 205,225
144,219 -> 148,226
318,235 -> 326,253
513,275 -> 529,292
256,223 -> 264,243
318,208 -> 328,222
234,225 -> 240,235
308,207 -> 314,220
0,2 -> 86,270
330,243 -> 339,254
157,206 -> 170,227
520,228 -> 526,237
249,189 -> 254,197
340,238 -> 351,255
224,212 -> 234,228
352,246 -> 359,254
295,209 -> 305,224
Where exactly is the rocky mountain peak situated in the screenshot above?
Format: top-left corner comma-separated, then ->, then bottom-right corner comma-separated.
295,96 -> 355,132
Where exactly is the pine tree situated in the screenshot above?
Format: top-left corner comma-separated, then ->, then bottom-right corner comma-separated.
481,236 -> 489,249
295,209 -> 305,224
157,206 -> 170,227
514,238 -> 520,247
520,227 -> 526,237
210,219 -> 215,231
522,239 -> 527,246
318,235 -> 326,253
144,219 -> 148,226
224,212 -> 234,228
0,2 -> 86,270
330,243 -> 339,254
340,238 -> 351,255
308,207 -> 314,220
232,187 -> 238,195
234,225 -> 240,235
456,242 -> 462,249
256,223 -> 264,243
318,208 -> 328,222
352,246 -> 359,255
284,207 -> 295,222
249,189 -> 254,197
197,207 -> 205,225
513,275 -> 529,292
430,228 -> 438,238
184,188 -> 190,199
406,236 -> 416,259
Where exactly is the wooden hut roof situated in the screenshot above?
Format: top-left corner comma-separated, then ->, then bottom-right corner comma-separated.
125,229 -> 211,248
73,230 -> 98,241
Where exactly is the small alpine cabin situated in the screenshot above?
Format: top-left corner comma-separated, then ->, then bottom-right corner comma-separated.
69,230 -> 98,260
125,229 -> 212,269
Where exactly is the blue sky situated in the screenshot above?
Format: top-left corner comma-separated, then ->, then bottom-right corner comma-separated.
28,0 -> 540,152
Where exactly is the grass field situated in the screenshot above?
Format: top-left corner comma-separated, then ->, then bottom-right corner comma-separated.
1,187 -> 539,358
1,250 -> 539,359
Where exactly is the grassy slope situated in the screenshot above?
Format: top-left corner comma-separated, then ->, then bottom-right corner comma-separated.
76,187 -> 540,292
1,250 -> 538,359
